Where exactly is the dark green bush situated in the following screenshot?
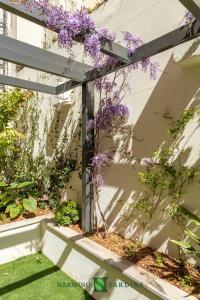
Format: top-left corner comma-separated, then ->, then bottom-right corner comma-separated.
55,201 -> 79,226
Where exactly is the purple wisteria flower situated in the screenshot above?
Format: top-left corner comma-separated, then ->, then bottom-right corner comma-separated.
86,119 -> 94,130
123,31 -> 159,80
123,31 -> 143,56
150,62 -> 159,80
92,153 -> 109,172
92,153 -> 110,187
95,78 -> 117,92
92,174 -> 104,187
97,27 -> 116,41
95,102 -> 129,130
184,11 -> 193,24
105,56 -> 119,66
24,0 -> 160,189
141,57 -> 151,72
84,33 -> 101,60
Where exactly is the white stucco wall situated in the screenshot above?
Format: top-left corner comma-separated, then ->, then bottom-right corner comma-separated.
9,0 -> 200,258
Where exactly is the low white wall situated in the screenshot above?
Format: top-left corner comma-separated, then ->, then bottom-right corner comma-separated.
0,217 -> 198,299
41,223 -> 198,300
0,215 -> 52,264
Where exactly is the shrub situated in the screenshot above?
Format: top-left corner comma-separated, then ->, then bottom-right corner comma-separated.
0,180 -> 37,219
55,201 -> 79,226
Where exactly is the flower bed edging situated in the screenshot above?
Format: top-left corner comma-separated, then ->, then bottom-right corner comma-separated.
0,214 -> 54,264
41,223 -> 198,300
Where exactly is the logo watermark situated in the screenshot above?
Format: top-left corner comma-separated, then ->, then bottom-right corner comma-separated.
57,277 -> 143,293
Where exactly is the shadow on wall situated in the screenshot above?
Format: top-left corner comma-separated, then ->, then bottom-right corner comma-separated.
44,88 -> 83,202
100,55 -> 200,256
45,102 -> 71,157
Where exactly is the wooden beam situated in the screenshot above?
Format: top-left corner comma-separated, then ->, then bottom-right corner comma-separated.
85,19 -> 200,82
0,0 -> 130,64
0,35 -> 92,82
179,0 -> 200,19
82,82 -> 94,232
0,74 -> 56,94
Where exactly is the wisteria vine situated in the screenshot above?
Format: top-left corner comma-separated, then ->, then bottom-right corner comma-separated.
19,0 -> 160,226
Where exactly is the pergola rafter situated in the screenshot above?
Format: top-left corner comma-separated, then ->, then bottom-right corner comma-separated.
0,35 -> 92,82
0,0 -> 131,64
0,74 -> 57,94
0,0 -> 197,232
179,0 -> 200,19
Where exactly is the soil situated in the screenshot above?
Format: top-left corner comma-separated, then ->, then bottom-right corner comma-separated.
0,207 -> 53,225
70,223 -> 200,299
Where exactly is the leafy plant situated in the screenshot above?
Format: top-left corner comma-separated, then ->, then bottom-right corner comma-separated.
49,158 -> 77,208
38,201 -> 47,210
179,275 -> 193,288
55,201 -> 79,226
0,89 -> 33,181
0,180 -> 37,219
135,108 -> 200,242
171,207 -> 200,261
125,242 -> 139,257
168,108 -> 195,139
0,88 -> 33,132
155,253 -> 164,266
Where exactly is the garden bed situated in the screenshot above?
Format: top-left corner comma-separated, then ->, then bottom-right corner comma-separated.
0,207 -> 53,225
42,222 -> 198,300
69,223 -> 200,299
0,217 -> 198,299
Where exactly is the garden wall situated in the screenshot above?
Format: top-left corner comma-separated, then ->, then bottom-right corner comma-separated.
8,0 -> 200,258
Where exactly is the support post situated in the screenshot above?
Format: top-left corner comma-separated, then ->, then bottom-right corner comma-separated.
82,82 -> 95,233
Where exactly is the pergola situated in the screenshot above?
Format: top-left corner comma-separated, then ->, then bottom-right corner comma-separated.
0,0 -> 199,232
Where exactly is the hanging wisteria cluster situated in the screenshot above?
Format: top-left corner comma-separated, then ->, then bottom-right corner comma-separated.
24,0 -> 159,187
184,10 -> 194,24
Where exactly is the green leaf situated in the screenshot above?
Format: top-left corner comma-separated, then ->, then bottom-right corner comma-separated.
10,205 -> 22,219
8,181 -> 34,190
7,182 -> 19,190
23,197 -> 37,212
16,181 -> 34,189
0,181 -> 8,188
185,228 -> 200,246
5,203 -> 15,214
180,206 -> 200,226
1,197 -> 13,207
170,239 -> 196,253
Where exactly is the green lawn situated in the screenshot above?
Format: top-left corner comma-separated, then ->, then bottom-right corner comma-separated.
0,254 -> 92,300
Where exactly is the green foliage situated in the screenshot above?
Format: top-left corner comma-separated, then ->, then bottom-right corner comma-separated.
180,206 -> 200,226
55,201 -> 79,226
0,180 -> 37,219
179,275 -> 193,288
49,158 -> 77,208
136,108 -> 200,242
168,108 -> 195,139
0,89 -> 33,132
38,201 -> 47,210
125,242 -> 139,257
23,197 -> 37,212
155,254 -> 164,266
171,239 -> 196,253
171,207 -> 200,262
0,89 -> 33,181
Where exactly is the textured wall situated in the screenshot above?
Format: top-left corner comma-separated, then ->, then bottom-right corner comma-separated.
10,0 -> 200,258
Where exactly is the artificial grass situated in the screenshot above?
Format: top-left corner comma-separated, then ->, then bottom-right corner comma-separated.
0,254 -> 92,300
